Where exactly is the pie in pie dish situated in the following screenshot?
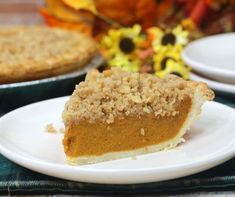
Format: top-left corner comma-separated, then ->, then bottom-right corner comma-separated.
63,68 -> 214,165
0,26 -> 97,84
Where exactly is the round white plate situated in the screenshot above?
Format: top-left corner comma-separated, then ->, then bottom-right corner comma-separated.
190,72 -> 235,96
182,33 -> 235,84
0,97 -> 235,184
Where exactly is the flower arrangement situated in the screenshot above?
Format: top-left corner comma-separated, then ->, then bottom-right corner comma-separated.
39,0 -> 235,79
100,25 -> 190,79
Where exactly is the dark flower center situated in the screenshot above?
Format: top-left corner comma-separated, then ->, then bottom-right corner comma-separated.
170,71 -> 182,78
160,57 -> 175,70
119,37 -> 135,54
161,33 -> 176,45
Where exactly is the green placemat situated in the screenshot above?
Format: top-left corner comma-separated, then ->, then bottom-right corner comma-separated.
0,155 -> 234,195
0,95 -> 234,195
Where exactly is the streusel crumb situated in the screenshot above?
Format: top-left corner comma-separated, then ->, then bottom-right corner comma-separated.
63,68 -> 214,125
140,128 -> 145,136
59,127 -> 65,133
45,123 -> 56,133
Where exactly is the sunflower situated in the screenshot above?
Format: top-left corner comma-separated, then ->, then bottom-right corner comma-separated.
148,25 -> 188,53
153,45 -> 182,71
100,24 -> 144,71
156,59 -> 190,80
109,53 -> 140,72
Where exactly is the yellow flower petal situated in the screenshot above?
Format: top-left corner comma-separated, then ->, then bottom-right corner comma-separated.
156,59 -> 190,80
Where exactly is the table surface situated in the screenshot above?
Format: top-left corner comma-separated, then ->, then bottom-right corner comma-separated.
0,94 -> 234,195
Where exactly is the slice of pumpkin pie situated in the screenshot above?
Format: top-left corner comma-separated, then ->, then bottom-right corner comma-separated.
62,68 -> 214,165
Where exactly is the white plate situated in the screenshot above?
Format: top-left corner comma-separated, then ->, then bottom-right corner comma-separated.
0,97 -> 235,184
190,72 -> 235,97
182,33 -> 235,84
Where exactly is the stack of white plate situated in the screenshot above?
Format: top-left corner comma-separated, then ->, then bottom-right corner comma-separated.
182,33 -> 235,97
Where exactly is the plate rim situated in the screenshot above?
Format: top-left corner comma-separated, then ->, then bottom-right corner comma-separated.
0,97 -> 235,184
190,72 -> 235,94
182,33 -> 235,79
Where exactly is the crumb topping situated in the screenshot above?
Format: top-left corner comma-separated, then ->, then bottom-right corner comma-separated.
45,123 -> 56,133
63,68 -> 214,125
0,26 -> 97,83
140,128 -> 145,136
0,26 -> 94,65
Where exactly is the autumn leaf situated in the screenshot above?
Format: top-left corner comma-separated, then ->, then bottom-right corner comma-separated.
44,0 -> 82,22
39,8 -> 93,36
62,0 -> 120,26
40,0 -> 173,36
95,0 -> 157,30
62,0 -> 97,14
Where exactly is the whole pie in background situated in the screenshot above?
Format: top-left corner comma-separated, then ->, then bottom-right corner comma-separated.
0,26 -> 97,84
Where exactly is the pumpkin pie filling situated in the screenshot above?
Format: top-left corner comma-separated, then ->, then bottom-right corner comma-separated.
63,97 -> 191,157
62,68 -> 214,164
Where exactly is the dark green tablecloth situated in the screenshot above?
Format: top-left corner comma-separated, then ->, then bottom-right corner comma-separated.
0,95 -> 234,195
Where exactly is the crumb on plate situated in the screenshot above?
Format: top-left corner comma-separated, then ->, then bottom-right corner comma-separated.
45,123 -> 56,133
